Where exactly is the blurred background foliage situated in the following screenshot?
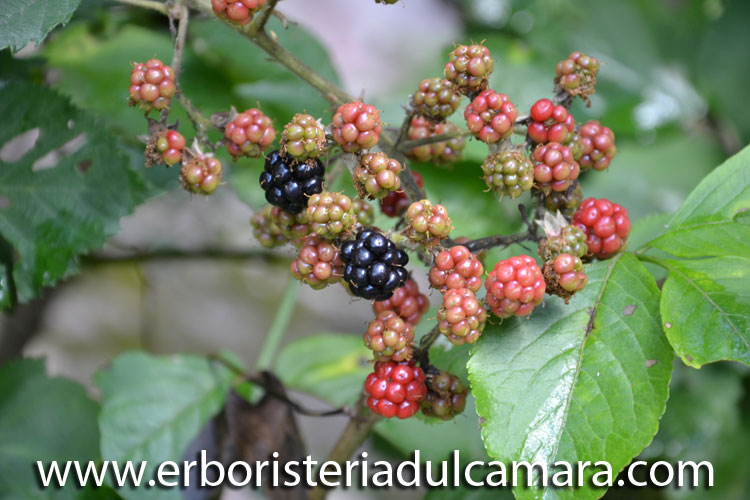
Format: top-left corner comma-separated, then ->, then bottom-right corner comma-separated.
1,0 -> 749,499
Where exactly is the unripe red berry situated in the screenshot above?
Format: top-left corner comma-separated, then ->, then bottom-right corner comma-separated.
180,154 -> 223,195
406,117 -> 466,164
531,142 -> 580,194
544,182 -> 583,218
353,153 -> 403,199
577,121 -> 616,171
543,253 -> 588,302
213,0 -> 266,25
555,51 -> 600,99
290,235 -> 344,289
572,198 -> 631,259
528,98 -> 575,144
429,245 -> 484,293
437,288 -> 487,346
225,108 -> 276,159
365,360 -> 426,419
331,102 -> 382,153
364,310 -> 415,362
485,255 -> 545,318
373,278 -> 429,325
464,90 -> 517,143
444,43 -> 494,95
404,199 -> 452,245
129,59 -> 175,113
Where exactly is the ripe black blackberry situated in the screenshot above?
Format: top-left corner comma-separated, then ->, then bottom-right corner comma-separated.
259,150 -> 324,214
340,229 -> 409,300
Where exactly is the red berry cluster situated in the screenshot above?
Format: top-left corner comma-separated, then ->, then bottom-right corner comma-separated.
543,253 -> 588,302
411,78 -> 462,120
179,154 -> 223,195
406,117 -> 465,164
211,0 -> 267,25
364,310 -> 415,362
573,198 -> 631,259
365,360 -> 427,419
353,152 -> 403,199
224,108 -> 276,159
532,142 -> 580,194
576,121 -> 616,171
290,235 -> 343,289
528,98 -> 575,144
429,245 -> 484,293
129,59 -> 175,113
556,51 -> 599,98
380,171 -> 423,218
438,287 -> 488,345
404,199 -> 452,245
331,102 -> 382,153
485,255 -> 546,318
444,43 -> 494,95
464,90 -> 518,143
373,278 -> 429,325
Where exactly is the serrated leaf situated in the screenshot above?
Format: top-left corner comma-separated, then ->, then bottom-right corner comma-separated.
0,0 -> 80,51
0,83 -> 149,305
94,352 -> 235,500
656,256 -> 750,368
468,254 -> 673,500
647,144 -> 750,258
0,358 -> 99,499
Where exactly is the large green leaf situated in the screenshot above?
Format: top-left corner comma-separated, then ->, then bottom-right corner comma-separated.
0,359 -> 99,499
0,83 -> 149,305
0,0 -> 80,51
94,352 -> 235,500
646,144 -> 750,258
468,254 -> 673,500
655,256 -> 750,368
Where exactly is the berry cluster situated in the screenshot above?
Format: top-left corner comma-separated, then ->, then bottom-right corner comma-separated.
429,245 -> 484,293
444,43 -> 494,95
464,90 -> 518,143
340,229 -> 409,301
364,310 -> 415,362
539,224 -> 589,260
146,129 -> 185,167
528,98 -> 575,144
543,253 -> 588,302
129,59 -> 175,113
179,154 -> 223,195
556,51 -> 599,99
353,152 -> 403,199
576,121 -> 616,171
331,102 -> 382,153
211,0 -> 267,25
365,360 -> 426,419
373,278 -> 429,325
438,287 -> 487,345
421,371 -> 467,421
224,108 -> 276,159
259,150 -> 325,214
281,113 -> 326,161
290,235 -> 343,289
404,200 -> 452,245
352,199 -> 375,227
532,142 -> 580,194
544,183 -> 583,218
485,255 -> 546,318
406,117 -> 465,164
306,191 -> 356,239
411,78 -> 462,120
573,198 -> 631,259
380,171 -> 423,217
481,150 -> 534,199
251,205 -> 311,249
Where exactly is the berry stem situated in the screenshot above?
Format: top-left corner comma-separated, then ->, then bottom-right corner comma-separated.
414,325 -> 440,365
161,1 -> 189,125
453,231 -> 536,252
253,0 -> 282,31
255,275 -> 299,370
115,0 -> 169,15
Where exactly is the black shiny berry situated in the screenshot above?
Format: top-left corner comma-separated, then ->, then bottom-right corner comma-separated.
340,228 -> 409,300
260,150 -> 325,214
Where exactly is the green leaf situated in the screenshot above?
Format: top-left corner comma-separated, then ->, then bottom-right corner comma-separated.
468,254 -> 673,500
655,256 -> 750,368
0,358 -> 100,498
647,144 -> 750,258
0,83 -> 149,305
94,352 -> 235,500
275,333 -> 372,407
0,0 -> 80,51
